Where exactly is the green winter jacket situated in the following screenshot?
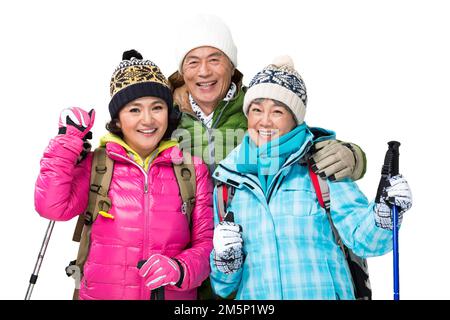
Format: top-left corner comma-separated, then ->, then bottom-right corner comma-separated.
176,88 -> 247,171
170,70 -> 248,173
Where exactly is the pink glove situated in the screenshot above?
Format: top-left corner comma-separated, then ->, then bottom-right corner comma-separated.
138,254 -> 181,290
58,107 -> 95,140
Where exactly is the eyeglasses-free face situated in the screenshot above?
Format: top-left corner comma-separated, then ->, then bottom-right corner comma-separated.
182,46 -> 234,113
117,96 -> 169,160
247,98 -> 297,147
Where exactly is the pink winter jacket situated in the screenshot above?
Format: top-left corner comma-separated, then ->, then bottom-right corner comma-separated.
34,134 -> 213,300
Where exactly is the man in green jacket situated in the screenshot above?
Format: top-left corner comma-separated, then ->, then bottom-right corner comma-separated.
170,14 -> 366,181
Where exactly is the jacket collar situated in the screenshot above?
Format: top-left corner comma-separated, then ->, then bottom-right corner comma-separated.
100,133 -> 180,169
214,126 -> 336,187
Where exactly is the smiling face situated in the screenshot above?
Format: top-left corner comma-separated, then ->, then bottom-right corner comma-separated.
181,46 -> 234,114
247,98 -> 297,147
117,96 -> 168,159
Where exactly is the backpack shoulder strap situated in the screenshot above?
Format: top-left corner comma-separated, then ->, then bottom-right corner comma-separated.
70,146 -> 114,290
216,183 -> 235,222
307,162 -> 372,300
308,162 -> 346,255
72,147 -> 114,242
173,151 -> 196,226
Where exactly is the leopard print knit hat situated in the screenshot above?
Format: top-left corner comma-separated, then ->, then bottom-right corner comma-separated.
108,49 -> 173,119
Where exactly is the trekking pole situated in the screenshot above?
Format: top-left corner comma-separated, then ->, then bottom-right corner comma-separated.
377,141 -> 401,300
25,220 -> 55,300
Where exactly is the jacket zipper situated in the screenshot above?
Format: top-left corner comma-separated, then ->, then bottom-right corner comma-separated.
109,151 -> 150,299
184,100 -> 230,175
265,140 -> 314,202
216,165 -> 283,297
109,151 -> 149,191
207,101 -> 229,174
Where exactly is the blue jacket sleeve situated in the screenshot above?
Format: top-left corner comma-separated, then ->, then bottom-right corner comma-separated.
328,178 -> 394,257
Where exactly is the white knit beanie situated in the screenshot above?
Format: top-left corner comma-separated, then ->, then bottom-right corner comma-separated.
243,55 -> 307,124
174,14 -> 237,73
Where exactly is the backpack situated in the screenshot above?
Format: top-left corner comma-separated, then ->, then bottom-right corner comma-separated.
66,146 -> 209,299
215,163 -> 372,300
307,162 -> 372,300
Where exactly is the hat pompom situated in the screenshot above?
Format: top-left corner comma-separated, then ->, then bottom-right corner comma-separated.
122,49 -> 143,60
272,55 -> 294,68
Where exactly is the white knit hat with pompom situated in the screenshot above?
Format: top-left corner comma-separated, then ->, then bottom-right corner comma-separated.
243,55 -> 307,124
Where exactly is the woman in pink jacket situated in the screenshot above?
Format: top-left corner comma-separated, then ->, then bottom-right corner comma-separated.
34,50 -> 214,300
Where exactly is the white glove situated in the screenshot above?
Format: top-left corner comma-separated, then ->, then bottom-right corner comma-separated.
213,221 -> 244,274
374,174 -> 412,230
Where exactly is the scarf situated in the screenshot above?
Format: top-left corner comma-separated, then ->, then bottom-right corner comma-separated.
236,123 -> 308,195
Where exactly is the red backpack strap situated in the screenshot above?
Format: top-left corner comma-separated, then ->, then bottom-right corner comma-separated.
308,161 -> 345,253
309,164 -> 325,208
308,162 -> 330,211
216,183 -> 235,222
216,183 -> 227,222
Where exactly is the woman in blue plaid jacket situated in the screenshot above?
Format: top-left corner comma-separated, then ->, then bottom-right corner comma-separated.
209,56 -> 412,300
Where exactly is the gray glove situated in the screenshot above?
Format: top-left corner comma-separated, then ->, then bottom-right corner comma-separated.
310,140 -> 366,181
213,221 -> 244,274
374,174 -> 412,230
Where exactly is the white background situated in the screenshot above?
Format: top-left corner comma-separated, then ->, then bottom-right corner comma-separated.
0,0 -> 449,300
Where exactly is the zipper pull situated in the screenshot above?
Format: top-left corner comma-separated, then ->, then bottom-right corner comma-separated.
99,211 -> 114,220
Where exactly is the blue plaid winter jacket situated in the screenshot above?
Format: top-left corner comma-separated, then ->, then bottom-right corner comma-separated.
209,128 -> 393,300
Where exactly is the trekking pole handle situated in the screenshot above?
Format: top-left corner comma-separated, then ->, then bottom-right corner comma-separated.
384,141 -> 400,177
376,141 -> 400,201
137,260 -> 146,270
224,211 -> 234,222
136,259 -> 165,300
